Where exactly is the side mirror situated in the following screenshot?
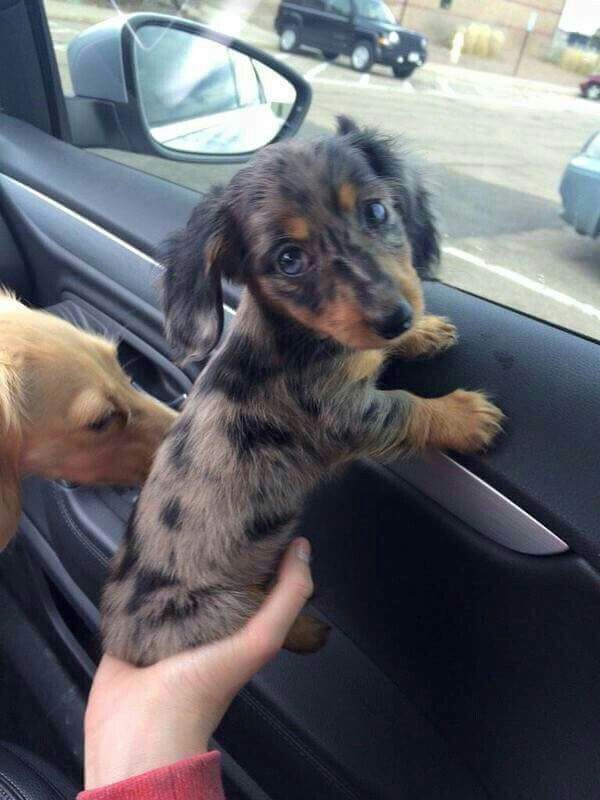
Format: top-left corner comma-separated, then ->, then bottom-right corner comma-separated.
66,14 -> 311,162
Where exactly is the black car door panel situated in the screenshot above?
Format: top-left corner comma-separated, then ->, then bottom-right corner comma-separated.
0,211 -> 29,297
2,113 -> 600,799
299,464 -> 600,800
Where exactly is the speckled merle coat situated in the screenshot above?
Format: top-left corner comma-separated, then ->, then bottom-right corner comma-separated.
102,117 -> 503,666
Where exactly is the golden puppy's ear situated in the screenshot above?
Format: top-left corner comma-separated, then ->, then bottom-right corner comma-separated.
0,360 -> 22,550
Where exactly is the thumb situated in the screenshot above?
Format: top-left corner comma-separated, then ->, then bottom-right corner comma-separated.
240,537 -> 314,661
172,539 -> 314,691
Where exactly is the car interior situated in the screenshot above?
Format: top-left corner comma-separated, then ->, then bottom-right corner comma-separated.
0,2 -> 599,800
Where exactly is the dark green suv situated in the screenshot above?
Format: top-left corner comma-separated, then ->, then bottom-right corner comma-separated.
274,0 -> 428,78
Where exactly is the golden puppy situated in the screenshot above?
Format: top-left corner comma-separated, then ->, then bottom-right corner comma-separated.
0,291 -> 177,549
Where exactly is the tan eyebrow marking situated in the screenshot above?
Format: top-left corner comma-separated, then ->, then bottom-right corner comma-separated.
283,216 -> 310,241
338,182 -> 358,212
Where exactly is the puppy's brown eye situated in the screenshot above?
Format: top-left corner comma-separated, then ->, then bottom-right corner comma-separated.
277,246 -> 308,276
88,411 -> 116,433
364,201 -> 388,227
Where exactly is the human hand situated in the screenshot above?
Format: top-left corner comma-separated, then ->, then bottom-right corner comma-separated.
84,538 -> 314,790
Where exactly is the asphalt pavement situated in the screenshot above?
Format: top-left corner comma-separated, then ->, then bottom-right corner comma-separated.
47,13 -> 600,341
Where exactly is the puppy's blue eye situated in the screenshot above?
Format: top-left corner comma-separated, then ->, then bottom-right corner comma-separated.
364,201 -> 388,227
277,246 -> 308,276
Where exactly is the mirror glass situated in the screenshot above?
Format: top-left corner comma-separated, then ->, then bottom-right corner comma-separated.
133,24 -> 298,156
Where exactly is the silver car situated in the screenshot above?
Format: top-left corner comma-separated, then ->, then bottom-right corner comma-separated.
560,131 -> 600,237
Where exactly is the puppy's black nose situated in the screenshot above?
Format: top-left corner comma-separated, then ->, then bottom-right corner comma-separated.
373,302 -> 413,340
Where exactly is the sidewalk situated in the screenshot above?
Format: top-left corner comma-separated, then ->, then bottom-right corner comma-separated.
425,41 -> 581,94
422,57 -> 576,97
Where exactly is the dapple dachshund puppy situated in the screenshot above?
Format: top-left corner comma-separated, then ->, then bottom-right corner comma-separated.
0,291 -> 177,549
102,117 -> 503,666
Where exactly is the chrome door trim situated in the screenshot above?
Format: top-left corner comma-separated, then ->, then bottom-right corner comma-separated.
389,452 -> 569,555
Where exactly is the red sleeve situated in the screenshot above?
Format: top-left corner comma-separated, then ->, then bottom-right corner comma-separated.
77,751 -> 226,800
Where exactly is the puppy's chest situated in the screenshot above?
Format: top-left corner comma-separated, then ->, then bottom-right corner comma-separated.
345,350 -> 385,383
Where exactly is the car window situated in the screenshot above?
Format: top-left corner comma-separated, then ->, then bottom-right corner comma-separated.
354,0 -> 396,24
43,0 -> 600,345
327,0 -> 351,18
583,132 -> 600,158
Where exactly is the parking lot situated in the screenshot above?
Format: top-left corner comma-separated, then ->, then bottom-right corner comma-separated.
48,11 -> 600,341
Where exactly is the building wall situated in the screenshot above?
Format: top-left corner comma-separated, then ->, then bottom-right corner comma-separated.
395,0 -> 565,64
397,0 -> 563,33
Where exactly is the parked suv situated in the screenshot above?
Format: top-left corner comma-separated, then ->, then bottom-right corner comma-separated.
274,0 -> 428,78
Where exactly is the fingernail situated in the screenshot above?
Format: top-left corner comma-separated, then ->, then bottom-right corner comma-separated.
296,539 -> 311,564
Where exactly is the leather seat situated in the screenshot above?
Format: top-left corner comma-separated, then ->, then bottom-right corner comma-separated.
0,742 -> 78,800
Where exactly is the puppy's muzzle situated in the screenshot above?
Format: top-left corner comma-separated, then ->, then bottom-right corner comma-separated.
372,301 -> 413,340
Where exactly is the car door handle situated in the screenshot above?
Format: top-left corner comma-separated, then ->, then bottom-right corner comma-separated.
117,339 -> 188,409
46,296 -> 192,409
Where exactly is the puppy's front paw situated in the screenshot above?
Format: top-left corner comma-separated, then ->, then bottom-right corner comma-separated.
440,390 -> 504,453
422,315 -> 458,356
391,315 -> 458,360
284,613 -> 330,654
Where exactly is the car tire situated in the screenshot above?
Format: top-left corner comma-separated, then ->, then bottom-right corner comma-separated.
350,40 -> 374,72
584,83 -> 600,100
279,25 -> 300,53
322,50 -> 339,61
392,64 -> 417,79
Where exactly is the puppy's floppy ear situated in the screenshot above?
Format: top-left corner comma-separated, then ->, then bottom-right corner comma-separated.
336,114 -> 404,182
161,185 -> 244,364
336,115 -> 359,136
336,115 -> 440,278
402,176 -> 440,279
0,361 -> 22,550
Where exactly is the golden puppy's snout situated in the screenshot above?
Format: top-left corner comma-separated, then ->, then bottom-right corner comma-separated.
30,385 -> 179,487
114,391 -> 178,480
